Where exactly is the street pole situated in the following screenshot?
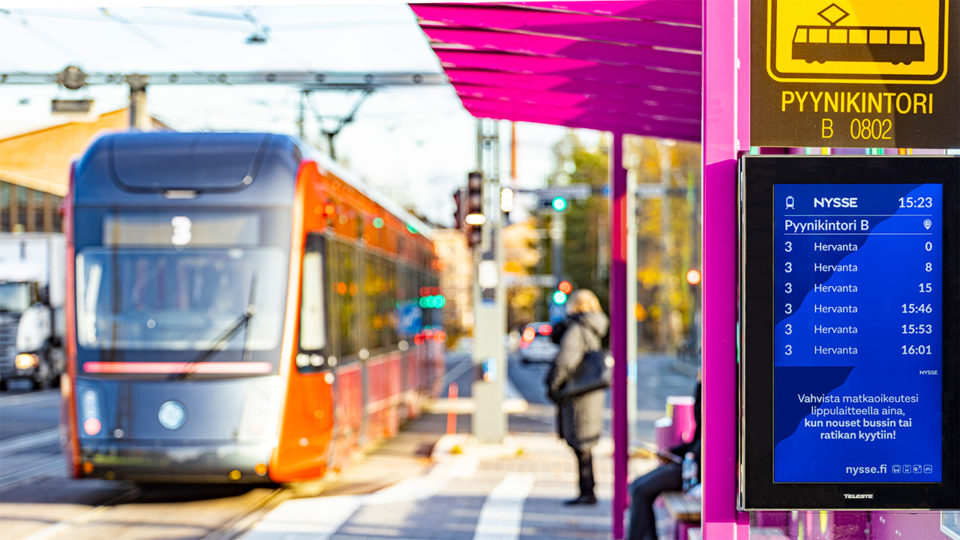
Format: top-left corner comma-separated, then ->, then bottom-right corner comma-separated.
551,210 -> 564,282
625,154 -> 638,447
126,74 -> 149,130
471,118 -> 506,444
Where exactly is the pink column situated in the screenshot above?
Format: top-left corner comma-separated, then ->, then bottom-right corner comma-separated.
702,0 -> 751,538
610,131 -> 629,539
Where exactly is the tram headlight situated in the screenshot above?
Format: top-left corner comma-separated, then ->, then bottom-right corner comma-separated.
80,389 -> 102,436
158,400 -> 187,430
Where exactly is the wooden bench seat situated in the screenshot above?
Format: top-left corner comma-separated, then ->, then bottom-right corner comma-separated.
687,526 -> 790,540
662,491 -> 701,540
662,491 -> 701,522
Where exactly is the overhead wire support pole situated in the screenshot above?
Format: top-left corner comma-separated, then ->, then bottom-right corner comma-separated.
0,69 -> 447,88
317,87 -> 374,160
1,65 -> 445,143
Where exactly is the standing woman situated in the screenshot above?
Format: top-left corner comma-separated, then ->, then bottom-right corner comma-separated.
546,289 -> 609,505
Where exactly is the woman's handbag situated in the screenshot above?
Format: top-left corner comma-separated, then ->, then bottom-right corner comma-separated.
557,349 -> 613,400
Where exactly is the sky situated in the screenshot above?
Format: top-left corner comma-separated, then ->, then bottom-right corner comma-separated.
0,2 -> 597,226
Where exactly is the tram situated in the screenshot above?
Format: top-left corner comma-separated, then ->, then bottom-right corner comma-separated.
60,132 -> 444,483
792,25 -> 924,65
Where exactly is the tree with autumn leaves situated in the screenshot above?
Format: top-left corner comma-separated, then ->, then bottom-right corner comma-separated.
531,132 -> 701,354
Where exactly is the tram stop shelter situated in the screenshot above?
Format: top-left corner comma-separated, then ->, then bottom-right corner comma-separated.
411,1 -> 748,538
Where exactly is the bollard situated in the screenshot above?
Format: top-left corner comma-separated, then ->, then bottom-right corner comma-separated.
446,383 -> 458,435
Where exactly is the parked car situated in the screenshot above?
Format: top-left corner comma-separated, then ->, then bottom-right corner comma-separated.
518,321 -> 559,364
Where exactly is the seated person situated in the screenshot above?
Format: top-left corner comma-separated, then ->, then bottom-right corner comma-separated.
628,371 -> 701,540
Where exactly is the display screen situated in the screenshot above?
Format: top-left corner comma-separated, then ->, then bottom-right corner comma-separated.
773,183 -> 943,483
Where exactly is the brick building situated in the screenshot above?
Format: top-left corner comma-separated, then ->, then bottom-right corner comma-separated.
0,108 -> 169,233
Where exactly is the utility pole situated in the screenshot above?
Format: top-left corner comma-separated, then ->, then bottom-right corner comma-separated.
471,118 -> 506,444
549,210 -> 565,323
126,74 -> 149,130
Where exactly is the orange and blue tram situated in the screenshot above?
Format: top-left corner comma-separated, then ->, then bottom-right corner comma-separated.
60,132 -> 444,482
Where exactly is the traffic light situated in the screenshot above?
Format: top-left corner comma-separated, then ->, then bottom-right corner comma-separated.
465,171 -> 484,249
551,196 -> 568,212
452,188 -> 464,230
552,280 -> 572,304
685,268 -> 702,286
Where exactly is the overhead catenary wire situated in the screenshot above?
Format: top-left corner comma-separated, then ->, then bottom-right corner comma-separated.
92,8 -> 287,111
0,9 -> 91,70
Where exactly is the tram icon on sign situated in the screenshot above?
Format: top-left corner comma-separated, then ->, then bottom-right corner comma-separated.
765,0 -> 948,84
792,4 -> 924,65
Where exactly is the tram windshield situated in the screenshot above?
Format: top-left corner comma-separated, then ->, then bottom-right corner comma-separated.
76,247 -> 286,352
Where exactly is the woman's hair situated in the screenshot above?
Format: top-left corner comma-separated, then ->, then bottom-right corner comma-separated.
567,289 -> 603,315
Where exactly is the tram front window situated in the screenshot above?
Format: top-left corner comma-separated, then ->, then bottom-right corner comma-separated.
76,248 -> 286,352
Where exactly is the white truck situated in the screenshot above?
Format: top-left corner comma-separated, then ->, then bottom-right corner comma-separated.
0,234 -> 65,390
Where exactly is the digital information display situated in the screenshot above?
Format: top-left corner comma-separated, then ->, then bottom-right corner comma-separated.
774,183 -> 942,483
740,156 -> 960,510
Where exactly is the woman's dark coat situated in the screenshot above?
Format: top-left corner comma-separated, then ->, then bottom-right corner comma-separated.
545,312 -> 609,452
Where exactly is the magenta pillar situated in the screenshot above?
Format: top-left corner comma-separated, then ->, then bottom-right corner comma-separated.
610,132 -> 628,539
702,0 -> 751,538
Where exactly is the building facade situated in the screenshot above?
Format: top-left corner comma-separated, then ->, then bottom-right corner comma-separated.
0,108 -> 168,233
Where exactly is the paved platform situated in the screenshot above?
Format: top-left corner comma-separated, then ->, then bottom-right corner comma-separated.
239,354 -> 697,539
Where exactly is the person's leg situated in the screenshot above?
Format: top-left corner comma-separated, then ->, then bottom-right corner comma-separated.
564,448 -> 597,504
627,463 -> 682,540
577,448 -> 595,498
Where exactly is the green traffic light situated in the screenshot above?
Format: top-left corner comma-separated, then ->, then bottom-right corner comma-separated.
552,290 -> 568,304
418,295 -> 446,309
551,197 -> 568,212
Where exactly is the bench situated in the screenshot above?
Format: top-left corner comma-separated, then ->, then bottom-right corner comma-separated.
687,527 -> 790,540
662,491 -> 701,540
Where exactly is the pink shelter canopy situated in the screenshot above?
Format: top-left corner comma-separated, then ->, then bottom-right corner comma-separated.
411,3 -> 709,538
410,1 -> 702,141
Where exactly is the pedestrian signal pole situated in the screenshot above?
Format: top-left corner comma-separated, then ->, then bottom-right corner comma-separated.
471,118 -> 507,444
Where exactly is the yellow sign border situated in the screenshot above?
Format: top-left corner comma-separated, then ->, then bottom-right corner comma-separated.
765,0 -> 949,85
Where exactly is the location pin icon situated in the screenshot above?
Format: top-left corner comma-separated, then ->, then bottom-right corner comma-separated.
923,219 -> 932,230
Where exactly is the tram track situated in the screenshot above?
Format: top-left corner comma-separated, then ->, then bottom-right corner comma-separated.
16,487 -> 142,540
0,455 -> 64,490
201,486 -> 291,540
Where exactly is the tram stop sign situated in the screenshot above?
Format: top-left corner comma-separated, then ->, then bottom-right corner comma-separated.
751,0 -> 959,148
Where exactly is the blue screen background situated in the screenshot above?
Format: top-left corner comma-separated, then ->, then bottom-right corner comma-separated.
773,183 -> 942,483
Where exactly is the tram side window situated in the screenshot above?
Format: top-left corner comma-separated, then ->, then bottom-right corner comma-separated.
362,253 -> 398,351
329,240 -> 359,359
380,258 -> 397,347
364,253 -> 383,350
300,235 -> 326,353
396,264 -> 415,340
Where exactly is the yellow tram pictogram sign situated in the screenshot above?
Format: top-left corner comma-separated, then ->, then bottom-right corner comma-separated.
767,0 -> 948,83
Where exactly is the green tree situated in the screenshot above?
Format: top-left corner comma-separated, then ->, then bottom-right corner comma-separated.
543,133 -> 610,316
626,136 -> 701,353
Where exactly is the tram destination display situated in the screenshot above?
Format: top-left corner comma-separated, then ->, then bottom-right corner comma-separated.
739,156 -> 960,510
